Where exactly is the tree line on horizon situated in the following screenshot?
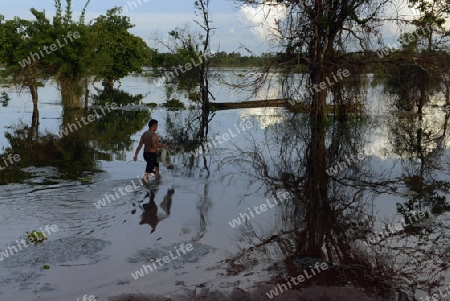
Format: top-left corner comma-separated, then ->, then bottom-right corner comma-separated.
150,51 -> 264,68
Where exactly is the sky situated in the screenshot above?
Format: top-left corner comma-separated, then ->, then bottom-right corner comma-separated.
0,0 -> 445,55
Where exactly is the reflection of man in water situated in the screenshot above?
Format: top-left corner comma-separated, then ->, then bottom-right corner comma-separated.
139,188 -> 174,233
133,119 -> 168,183
160,189 -> 174,215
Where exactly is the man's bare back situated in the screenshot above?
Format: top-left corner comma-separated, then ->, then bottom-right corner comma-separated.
141,131 -> 159,153
134,119 -> 168,181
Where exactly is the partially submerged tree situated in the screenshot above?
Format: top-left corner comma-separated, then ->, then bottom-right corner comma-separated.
407,0 -> 450,106
156,0 -> 215,141
380,0 -> 450,113
234,0 -> 389,121
91,7 -> 153,91
0,1 -> 152,109
0,15 -> 51,106
408,0 -> 450,52
194,0 -> 214,140
0,0 -> 93,108
47,0 -> 93,107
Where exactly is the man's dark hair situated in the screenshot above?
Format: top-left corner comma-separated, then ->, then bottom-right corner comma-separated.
148,119 -> 158,128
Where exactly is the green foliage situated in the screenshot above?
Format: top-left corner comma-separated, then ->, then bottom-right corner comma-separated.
407,0 -> 450,51
146,102 -> 158,108
381,49 -> 445,112
79,176 -> 92,184
1,91 -> 9,107
92,89 -> 144,107
165,98 -> 186,109
209,51 -> 262,67
83,90 -> 152,154
0,1 -> 94,107
1,91 -> 152,180
408,0 -> 450,27
151,51 -> 264,68
398,32 -> 420,51
26,230 -> 47,243
91,7 -> 153,82
0,15 -> 50,90
429,195 -> 450,215
83,108 -> 152,154
0,1 -> 152,108
3,122 -> 100,179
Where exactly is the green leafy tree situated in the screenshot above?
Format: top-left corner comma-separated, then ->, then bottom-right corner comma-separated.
0,1 -> 93,108
91,7 -> 153,91
0,1 -> 152,108
408,0 -> 450,51
407,0 -> 450,105
0,15 -> 51,105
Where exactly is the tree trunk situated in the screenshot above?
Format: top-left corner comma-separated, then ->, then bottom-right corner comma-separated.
196,0 -> 212,141
308,1 -> 332,123
60,80 -> 83,108
84,77 -> 90,110
29,85 -> 38,106
199,70 -> 210,140
417,69 -> 428,115
27,104 -> 40,141
304,124 -> 329,256
102,77 -> 114,91
444,77 -> 450,105
62,107 -> 84,130
310,66 -> 328,122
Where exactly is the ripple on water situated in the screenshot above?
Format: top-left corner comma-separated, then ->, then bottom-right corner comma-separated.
127,242 -> 216,271
1,237 -> 111,269
0,237 -> 111,295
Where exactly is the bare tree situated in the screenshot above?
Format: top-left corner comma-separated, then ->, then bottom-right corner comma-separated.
194,0 -> 215,140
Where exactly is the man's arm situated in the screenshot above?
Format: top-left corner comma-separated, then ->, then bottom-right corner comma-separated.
133,135 -> 144,161
152,134 -> 168,150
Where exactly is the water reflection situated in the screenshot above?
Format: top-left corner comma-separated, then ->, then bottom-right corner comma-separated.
0,91 -> 10,107
160,188 -> 174,216
0,90 -> 152,181
220,97 -> 450,299
2,69 -> 450,300
192,183 -> 212,243
139,187 -> 174,234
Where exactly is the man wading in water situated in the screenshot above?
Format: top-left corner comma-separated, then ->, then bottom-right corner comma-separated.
134,119 -> 168,182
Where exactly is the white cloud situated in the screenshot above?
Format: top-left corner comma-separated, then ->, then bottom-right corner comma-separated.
238,4 -> 286,41
125,12 -> 272,54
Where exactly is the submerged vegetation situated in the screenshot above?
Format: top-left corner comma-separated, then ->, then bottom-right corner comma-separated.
26,230 -> 47,244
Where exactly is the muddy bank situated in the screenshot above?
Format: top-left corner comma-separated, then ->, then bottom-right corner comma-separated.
109,285 -> 386,301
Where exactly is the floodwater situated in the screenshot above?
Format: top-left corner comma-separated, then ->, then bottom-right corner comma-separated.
0,69 -> 450,301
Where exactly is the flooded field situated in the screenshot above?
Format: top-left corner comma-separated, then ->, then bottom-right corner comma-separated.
1,70 -> 450,301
